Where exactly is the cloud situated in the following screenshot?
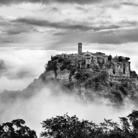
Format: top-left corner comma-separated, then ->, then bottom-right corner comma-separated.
0,1 -> 137,47
0,0 -> 138,7
0,0 -> 104,5
0,17 -> 36,36
0,60 -> 6,75
13,15 -> 138,32
0,60 -> 28,90
13,18 -> 93,31
1,16 -> 138,50
50,25 -> 138,49
122,2 -> 138,7
13,17 -> 125,32
0,49 -> 60,92
89,28 -> 138,44
5,26 -> 33,35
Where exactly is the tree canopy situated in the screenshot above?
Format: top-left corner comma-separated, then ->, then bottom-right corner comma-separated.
41,110 -> 138,138
0,119 -> 37,138
1,110 -> 138,138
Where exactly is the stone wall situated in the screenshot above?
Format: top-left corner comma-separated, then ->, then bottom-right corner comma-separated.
56,69 -> 70,83
125,62 -> 130,77
106,59 -> 130,79
46,70 -> 56,80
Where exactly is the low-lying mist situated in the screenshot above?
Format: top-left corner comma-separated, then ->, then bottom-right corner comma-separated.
0,49 -> 61,92
0,83 -> 136,137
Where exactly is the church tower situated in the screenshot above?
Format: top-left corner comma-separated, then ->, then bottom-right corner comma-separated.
78,42 -> 82,55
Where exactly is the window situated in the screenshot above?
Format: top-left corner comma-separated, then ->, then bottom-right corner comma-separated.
123,64 -> 125,74
87,64 -> 90,68
113,69 -> 116,74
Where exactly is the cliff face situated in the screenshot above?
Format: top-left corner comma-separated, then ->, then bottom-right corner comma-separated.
38,52 -> 138,104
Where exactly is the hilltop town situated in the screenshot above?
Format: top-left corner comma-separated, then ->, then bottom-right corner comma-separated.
45,43 -> 138,83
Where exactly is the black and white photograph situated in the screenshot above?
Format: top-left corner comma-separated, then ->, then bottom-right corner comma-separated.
0,0 -> 138,138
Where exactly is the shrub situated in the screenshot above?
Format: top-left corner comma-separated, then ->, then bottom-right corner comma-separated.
130,71 -> 138,78
51,56 -> 59,61
60,64 -> 67,71
60,60 -> 71,71
125,57 -> 130,61
58,57 -> 64,63
118,56 -> 124,62
0,119 -> 37,138
108,55 -> 112,61
47,61 -> 57,71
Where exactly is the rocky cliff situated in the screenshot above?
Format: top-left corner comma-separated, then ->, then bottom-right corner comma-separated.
35,53 -> 138,105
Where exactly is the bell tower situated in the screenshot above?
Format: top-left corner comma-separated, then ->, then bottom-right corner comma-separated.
78,42 -> 82,55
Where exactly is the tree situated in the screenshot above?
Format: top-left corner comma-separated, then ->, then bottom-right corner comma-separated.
41,114 -> 96,138
58,57 -> 64,63
0,125 -> 4,136
130,71 -> 138,78
120,117 -> 130,134
108,55 -> 112,61
12,119 -> 25,130
60,60 -> 71,71
118,56 -> 124,62
47,61 -> 57,72
0,119 -> 37,138
125,57 -> 130,61
128,110 -> 138,134
2,111 -> 138,138
51,56 -> 59,61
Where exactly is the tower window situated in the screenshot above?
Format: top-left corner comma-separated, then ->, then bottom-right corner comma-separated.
123,64 -> 125,74
87,64 -> 90,68
113,69 -> 116,74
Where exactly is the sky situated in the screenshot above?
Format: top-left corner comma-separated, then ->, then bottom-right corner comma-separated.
0,0 -> 138,49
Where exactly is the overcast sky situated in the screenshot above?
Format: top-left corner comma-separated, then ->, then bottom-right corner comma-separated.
0,0 -> 138,91
0,0 -> 138,49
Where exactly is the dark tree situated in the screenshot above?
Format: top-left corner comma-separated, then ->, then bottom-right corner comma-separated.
0,119 -> 37,138
128,110 -> 138,133
120,117 -> 130,134
51,56 -> 59,61
47,61 -> 58,72
118,56 -> 124,62
58,57 -> 64,63
108,55 -> 112,61
41,111 -> 138,138
125,57 -> 130,61
41,114 -> 97,138
130,71 -> 138,78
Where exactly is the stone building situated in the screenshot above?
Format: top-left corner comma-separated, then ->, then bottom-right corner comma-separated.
78,42 -> 82,55
52,43 -> 131,80
76,43 -> 131,79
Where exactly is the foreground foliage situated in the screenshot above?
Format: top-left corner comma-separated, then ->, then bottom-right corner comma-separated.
41,110 -> 138,138
2,110 -> 138,138
0,119 -> 37,138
